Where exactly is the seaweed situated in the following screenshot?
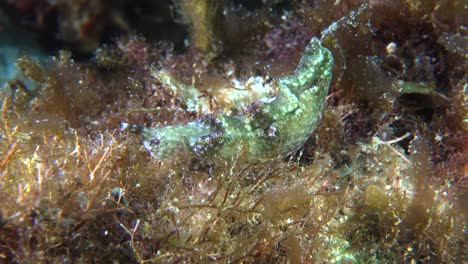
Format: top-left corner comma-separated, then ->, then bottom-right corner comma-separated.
0,0 -> 466,263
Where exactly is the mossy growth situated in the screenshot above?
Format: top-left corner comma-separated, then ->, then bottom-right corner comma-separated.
176,0 -> 224,63
0,54 -> 341,263
1,0 -> 467,263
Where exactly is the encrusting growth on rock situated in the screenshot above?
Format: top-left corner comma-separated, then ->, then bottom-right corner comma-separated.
135,37 -> 333,162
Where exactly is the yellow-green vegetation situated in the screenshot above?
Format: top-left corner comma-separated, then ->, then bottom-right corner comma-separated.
1,67 -> 465,261
0,86 -> 342,262
0,98 -> 121,261
176,0 -> 224,63
1,0 -> 467,263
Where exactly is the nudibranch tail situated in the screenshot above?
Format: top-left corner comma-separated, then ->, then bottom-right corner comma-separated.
138,37 -> 333,162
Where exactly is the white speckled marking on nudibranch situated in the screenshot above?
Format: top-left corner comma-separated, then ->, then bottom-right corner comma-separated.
139,37 -> 333,162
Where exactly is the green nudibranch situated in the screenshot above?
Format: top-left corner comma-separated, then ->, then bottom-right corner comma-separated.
138,37 -> 333,162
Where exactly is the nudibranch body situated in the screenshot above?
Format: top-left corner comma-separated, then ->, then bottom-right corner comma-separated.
139,37 -> 333,162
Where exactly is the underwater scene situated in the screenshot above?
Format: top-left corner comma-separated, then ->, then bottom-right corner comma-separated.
0,0 -> 466,263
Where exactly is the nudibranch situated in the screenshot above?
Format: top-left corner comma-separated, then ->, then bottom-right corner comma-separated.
136,37 -> 333,162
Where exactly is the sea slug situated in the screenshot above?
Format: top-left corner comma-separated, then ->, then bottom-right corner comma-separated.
136,37 -> 333,162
